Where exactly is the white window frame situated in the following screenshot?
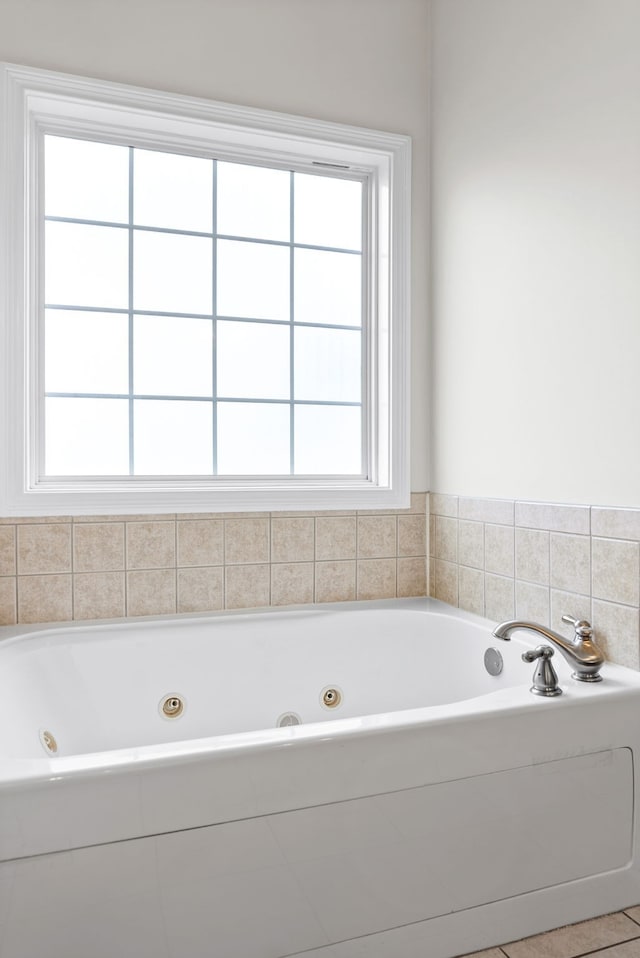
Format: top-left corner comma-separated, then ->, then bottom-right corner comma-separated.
0,63 -> 411,516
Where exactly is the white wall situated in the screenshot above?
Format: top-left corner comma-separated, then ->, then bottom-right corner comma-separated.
0,0 -> 430,492
431,0 -> 640,507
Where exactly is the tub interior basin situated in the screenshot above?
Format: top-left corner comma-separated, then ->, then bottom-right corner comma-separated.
0,606 -> 549,759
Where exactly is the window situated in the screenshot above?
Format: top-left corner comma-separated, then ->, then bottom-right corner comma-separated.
0,63 -> 411,515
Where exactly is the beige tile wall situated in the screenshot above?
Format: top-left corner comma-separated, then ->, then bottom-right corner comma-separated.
429,494 -> 640,669
0,494 -> 427,627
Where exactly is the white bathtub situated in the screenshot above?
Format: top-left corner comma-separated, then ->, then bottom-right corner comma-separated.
1,597 -> 639,958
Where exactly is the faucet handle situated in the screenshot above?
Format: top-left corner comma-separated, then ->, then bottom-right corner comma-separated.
522,645 -> 562,697
562,614 -> 593,638
522,645 -> 554,663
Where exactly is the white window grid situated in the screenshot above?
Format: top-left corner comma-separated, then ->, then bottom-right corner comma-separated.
1,62 -> 410,515
43,142 -> 368,477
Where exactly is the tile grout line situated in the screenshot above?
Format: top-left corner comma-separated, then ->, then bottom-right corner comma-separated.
174,517 -> 178,614
70,519 -> 75,621
623,909 -> 640,929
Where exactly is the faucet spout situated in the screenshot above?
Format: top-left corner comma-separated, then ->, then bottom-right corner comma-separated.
492,617 -> 604,683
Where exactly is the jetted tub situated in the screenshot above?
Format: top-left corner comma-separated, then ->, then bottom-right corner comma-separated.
1,597 -> 640,958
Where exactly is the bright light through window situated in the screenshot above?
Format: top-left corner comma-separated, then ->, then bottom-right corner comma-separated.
43,135 -> 364,477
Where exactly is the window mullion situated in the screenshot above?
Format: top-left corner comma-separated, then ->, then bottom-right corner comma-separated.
289,171 -> 295,476
128,147 -> 135,476
212,160 -> 218,475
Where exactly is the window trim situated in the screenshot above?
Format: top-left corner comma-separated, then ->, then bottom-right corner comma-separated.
0,62 -> 411,516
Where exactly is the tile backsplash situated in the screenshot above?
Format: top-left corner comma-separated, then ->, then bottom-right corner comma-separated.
7,490 -> 638,673
0,494 -> 427,626
429,494 -> 640,670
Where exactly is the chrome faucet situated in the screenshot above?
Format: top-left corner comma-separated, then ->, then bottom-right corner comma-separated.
492,615 -> 605,683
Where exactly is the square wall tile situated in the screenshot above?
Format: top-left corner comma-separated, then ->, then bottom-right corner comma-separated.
271,563 -> 314,606
357,558 -> 396,599
429,493 -> 458,517
271,518 -> 314,563
0,577 -> 17,625
397,557 -> 427,597
434,559 -> 458,606
429,514 -> 436,557
18,574 -> 72,623
17,524 -> 72,575
126,569 -> 176,616
126,521 -> 176,570
177,567 -> 224,613
177,520 -> 223,567
397,515 -> 426,557
73,572 -> 125,620
458,566 -> 484,617
459,497 -> 513,525
591,507 -> 640,541
550,533 -> 590,595
515,528 -> 549,585
0,527 -> 16,576
357,516 -> 397,558
592,537 -> 640,606
225,563 -> 270,609
592,599 -> 640,670
515,581 -> 550,623
315,517 -> 356,561
73,523 -> 125,573
458,520 -> 483,570
315,560 -> 356,603
515,501 -> 589,535
550,589 -> 591,636
435,516 -> 458,562
484,524 -> 514,577
485,574 -> 514,623
225,518 -> 269,565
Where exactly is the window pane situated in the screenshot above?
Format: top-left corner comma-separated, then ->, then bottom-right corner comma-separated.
217,162 -> 290,242
217,240 -> 289,321
294,173 -> 362,251
133,148 -> 213,233
294,248 -> 362,326
45,309 -> 129,395
217,321 -> 289,400
294,327 -> 361,403
134,400 -> 213,474
45,135 -> 129,223
294,405 -> 362,475
134,231 -> 212,315
46,398 -> 129,475
134,315 -> 213,397
45,221 -> 129,309
217,402 -> 290,474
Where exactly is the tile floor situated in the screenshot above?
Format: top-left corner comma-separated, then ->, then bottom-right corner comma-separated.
463,907 -> 640,957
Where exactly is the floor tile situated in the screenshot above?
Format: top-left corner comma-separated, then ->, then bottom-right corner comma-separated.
502,911 -> 640,958
461,949 -> 506,958
590,941 -> 640,957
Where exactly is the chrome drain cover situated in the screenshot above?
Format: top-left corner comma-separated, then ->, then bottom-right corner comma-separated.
484,647 -> 504,676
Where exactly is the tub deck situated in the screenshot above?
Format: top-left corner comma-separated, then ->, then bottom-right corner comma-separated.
1,598 -> 640,958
